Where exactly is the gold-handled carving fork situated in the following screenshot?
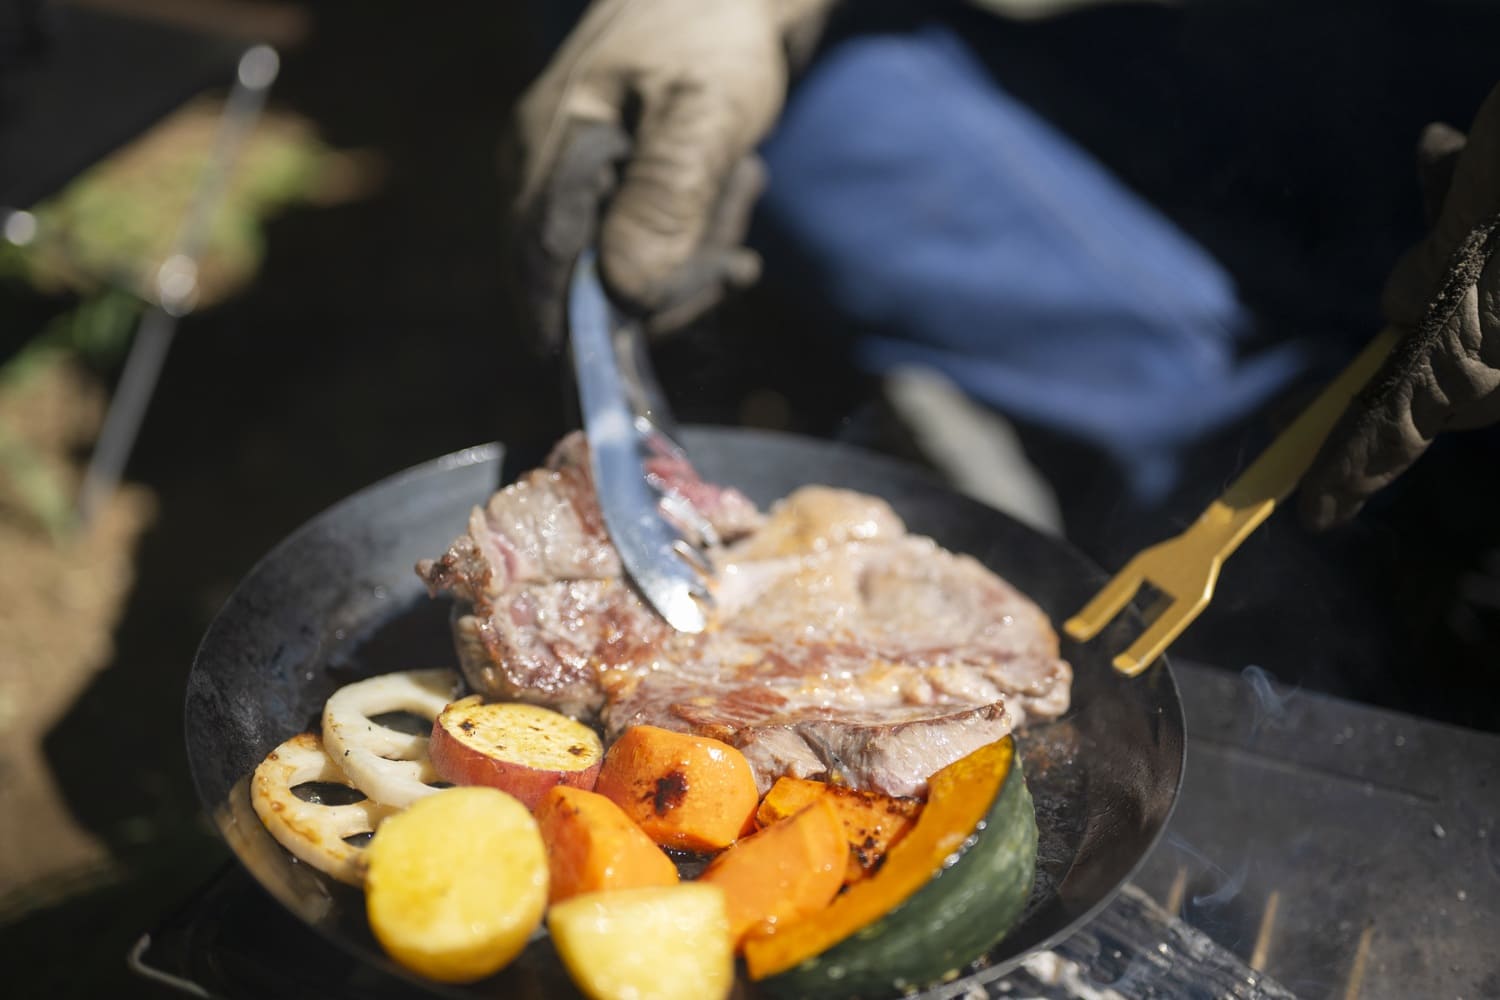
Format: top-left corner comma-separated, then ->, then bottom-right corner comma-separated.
1064,329 -> 1399,675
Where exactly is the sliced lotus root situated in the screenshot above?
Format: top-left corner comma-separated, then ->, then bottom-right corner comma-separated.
321,668 -> 464,808
250,732 -> 396,885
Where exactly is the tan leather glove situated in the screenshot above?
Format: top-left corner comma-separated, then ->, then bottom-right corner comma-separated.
507,0 -> 836,350
1301,82 -> 1500,530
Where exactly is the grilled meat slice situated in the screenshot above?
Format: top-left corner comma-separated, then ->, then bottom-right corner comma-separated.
417,432 -> 1071,796
416,433 -> 759,716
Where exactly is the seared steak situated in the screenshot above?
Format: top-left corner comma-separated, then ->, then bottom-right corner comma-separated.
416,433 -> 1071,796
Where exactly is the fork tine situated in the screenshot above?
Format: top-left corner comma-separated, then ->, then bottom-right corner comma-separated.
1112,593 -> 1209,676
1065,330 -> 1400,676
671,538 -> 713,576
1063,562 -> 1145,642
657,490 -> 720,545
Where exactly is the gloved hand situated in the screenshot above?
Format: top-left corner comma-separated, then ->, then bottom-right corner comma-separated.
1301,82 -> 1500,530
506,0 -> 836,351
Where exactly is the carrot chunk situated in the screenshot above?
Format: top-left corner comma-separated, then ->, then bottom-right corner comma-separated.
592,726 -> 759,852
535,786 -> 679,904
699,798 -> 847,948
757,776 -> 923,883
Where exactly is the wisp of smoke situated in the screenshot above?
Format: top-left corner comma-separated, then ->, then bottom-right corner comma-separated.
1166,833 -> 1251,909
1191,857 -> 1250,909
1241,664 -> 1296,738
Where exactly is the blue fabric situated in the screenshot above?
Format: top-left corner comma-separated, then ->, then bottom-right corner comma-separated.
753,24 -> 1311,501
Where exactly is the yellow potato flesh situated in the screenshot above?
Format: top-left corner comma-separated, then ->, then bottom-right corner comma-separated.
548,884 -> 734,1000
364,786 -> 548,983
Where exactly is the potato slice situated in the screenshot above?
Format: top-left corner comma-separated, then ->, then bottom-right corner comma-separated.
548,884 -> 733,1000
429,696 -> 603,809
364,786 -> 547,983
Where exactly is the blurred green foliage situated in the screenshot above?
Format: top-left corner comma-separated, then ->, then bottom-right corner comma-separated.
0,100 -> 360,537
3,99 -> 336,310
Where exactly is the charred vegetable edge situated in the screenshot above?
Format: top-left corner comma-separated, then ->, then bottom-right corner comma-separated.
746,737 -> 1037,997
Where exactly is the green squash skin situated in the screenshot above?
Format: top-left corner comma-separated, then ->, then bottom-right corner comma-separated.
758,756 -> 1038,999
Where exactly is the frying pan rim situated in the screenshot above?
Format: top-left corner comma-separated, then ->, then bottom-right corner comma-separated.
182,440 -> 504,811
183,425 -> 1186,995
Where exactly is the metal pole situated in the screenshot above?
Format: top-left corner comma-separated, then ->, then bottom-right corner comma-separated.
77,44 -> 280,527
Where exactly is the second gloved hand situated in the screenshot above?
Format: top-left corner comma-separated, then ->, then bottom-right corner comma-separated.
508,0 -> 835,350
1300,82 -> 1500,529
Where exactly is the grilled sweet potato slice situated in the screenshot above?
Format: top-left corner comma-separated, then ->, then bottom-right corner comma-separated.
428,696 -> 602,809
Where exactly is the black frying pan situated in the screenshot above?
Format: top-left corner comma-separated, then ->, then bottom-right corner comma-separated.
184,426 -> 1184,999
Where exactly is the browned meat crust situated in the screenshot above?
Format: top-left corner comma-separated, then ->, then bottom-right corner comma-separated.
418,432 -> 1071,796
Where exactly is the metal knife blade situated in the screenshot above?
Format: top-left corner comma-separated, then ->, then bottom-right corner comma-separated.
568,251 -> 709,633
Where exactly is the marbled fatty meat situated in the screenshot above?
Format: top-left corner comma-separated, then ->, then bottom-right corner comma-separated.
417,433 -> 1071,797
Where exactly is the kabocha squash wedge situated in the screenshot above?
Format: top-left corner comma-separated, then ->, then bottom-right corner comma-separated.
743,737 -> 1036,996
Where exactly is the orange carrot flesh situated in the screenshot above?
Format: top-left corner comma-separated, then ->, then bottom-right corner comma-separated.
535,786 -> 679,904
593,726 -> 759,852
757,777 -> 923,883
698,798 -> 847,947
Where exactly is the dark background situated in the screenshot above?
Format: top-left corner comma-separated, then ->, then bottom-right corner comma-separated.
3,1 -> 1498,996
